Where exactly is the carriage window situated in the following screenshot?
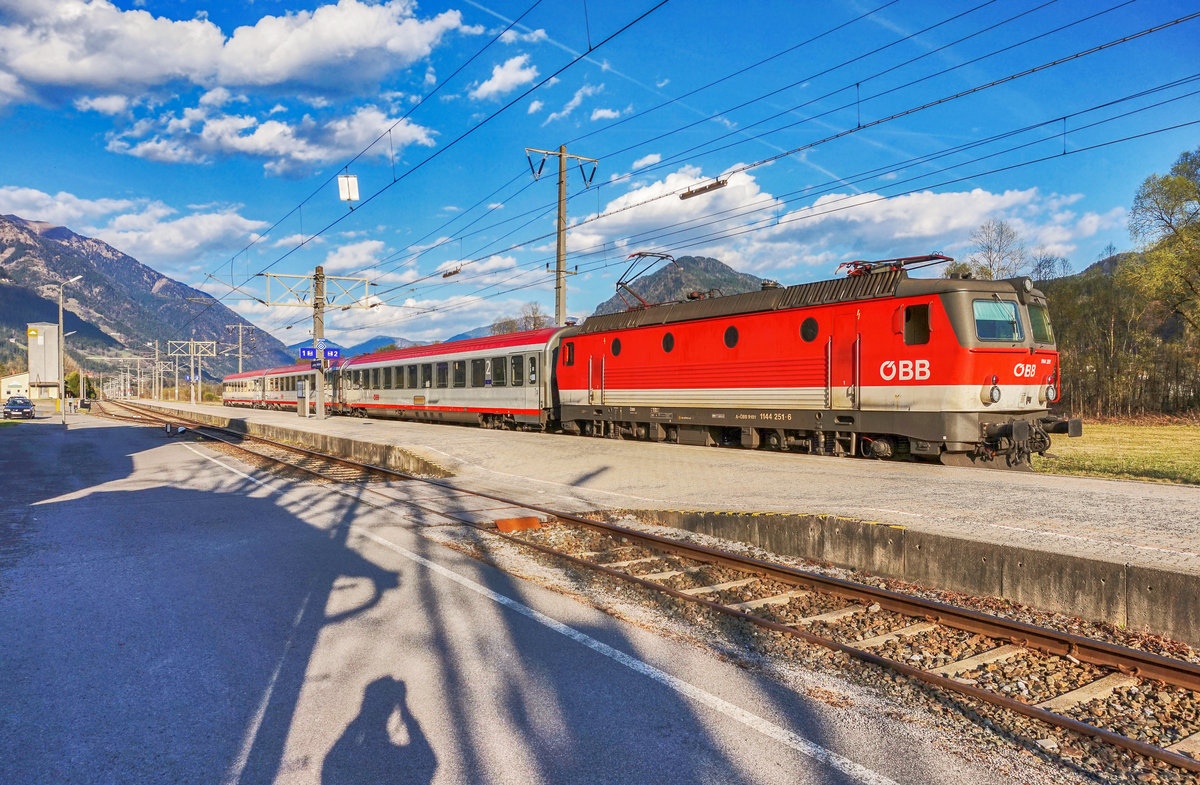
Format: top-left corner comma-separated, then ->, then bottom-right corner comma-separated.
510,355 -> 523,386
904,304 -> 930,346
371,368 -> 380,389
436,362 -> 449,388
393,366 -> 403,390
453,360 -> 466,388
1028,304 -> 1054,344
973,300 -> 1023,341
421,364 -> 433,388
528,356 -> 537,385
408,365 -> 418,389
382,367 -> 392,390
563,342 -> 575,366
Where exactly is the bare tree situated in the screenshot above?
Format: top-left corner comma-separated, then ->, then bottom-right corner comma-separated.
966,218 -> 1027,279
490,302 -> 552,335
1030,247 -> 1070,282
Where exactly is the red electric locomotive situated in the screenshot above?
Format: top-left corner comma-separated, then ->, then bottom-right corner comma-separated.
223,254 -> 1081,467
552,254 -> 1080,467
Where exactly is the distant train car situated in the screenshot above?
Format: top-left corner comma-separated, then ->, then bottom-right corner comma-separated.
553,256 -> 1080,466
222,361 -> 341,412
334,328 -> 562,428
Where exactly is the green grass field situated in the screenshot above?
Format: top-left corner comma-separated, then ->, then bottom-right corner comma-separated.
1033,423 -> 1200,485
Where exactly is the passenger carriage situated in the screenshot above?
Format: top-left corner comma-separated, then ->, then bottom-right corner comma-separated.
334,329 -> 561,428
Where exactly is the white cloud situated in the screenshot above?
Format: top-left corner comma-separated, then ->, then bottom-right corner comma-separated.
499,28 -> 547,45
469,54 -> 539,101
544,83 -> 603,125
73,94 -> 131,115
631,153 -> 661,169
99,209 -> 269,268
0,184 -> 268,273
324,239 -> 386,272
590,107 -> 620,121
527,99 -> 543,114
107,103 -> 435,175
0,0 -> 467,106
0,185 -> 136,226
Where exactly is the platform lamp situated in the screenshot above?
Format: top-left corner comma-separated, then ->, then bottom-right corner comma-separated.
58,275 -> 82,425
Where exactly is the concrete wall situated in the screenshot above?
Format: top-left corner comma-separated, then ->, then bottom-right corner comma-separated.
620,509 -> 1200,648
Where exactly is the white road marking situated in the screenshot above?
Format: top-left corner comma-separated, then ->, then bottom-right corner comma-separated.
221,590 -> 314,785
359,529 -> 901,785
182,443 -> 274,489
186,439 -> 900,785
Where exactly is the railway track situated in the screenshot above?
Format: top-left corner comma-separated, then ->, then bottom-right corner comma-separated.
99,400 -> 1200,779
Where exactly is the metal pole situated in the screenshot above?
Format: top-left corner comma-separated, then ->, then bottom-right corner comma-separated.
174,359 -> 179,401
58,284 -> 66,424
555,144 -> 567,326
314,265 -> 326,420
137,359 -> 143,399
198,350 -> 203,403
237,325 -> 244,374
154,341 -> 160,400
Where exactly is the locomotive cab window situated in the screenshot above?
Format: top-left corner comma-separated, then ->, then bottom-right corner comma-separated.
492,356 -> 506,386
973,300 -> 1024,341
1028,303 -> 1054,344
562,342 -> 574,366
904,304 -> 930,346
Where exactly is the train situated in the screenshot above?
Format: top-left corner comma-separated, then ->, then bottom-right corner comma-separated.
222,255 -> 1082,468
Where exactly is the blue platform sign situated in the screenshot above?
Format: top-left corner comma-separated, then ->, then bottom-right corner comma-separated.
310,360 -> 322,370
299,347 -> 316,359
324,348 -> 341,360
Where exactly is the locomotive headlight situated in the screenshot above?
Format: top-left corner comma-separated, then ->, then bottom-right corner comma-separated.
989,385 -> 1002,403
1046,384 -> 1057,402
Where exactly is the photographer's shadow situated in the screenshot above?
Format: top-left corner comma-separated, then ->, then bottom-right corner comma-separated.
322,677 -> 436,785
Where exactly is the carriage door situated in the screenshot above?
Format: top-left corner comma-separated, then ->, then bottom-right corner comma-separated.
830,311 -> 859,409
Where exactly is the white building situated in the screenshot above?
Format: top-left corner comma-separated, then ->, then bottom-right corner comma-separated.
2,371 -> 30,399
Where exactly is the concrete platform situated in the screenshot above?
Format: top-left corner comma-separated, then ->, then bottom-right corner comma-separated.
129,400 -> 1200,645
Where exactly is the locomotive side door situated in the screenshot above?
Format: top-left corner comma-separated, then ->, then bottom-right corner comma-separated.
829,311 -> 859,410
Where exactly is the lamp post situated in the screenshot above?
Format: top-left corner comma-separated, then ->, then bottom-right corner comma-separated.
58,275 -> 82,425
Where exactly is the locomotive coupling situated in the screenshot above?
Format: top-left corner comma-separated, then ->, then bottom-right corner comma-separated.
1040,415 -> 1083,438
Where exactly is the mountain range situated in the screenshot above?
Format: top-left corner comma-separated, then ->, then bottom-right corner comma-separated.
0,213 -> 778,381
590,255 -> 765,316
0,213 -> 293,379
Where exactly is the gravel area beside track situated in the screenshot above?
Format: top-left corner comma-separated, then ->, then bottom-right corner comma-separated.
1063,686 -> 1200,749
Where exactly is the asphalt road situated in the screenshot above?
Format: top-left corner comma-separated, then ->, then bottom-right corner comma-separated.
1,415 -> 1062,784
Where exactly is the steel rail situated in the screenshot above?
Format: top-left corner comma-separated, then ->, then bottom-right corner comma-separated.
110,400 -> 1200,772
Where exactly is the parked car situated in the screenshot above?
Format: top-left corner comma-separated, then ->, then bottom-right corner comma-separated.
3,396 -> 35,419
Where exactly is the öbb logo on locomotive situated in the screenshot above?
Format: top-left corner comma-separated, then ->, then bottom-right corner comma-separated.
222,253 -> 1082,468
878,359 -> 931,381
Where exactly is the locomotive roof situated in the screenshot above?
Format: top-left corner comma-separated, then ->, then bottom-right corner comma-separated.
342,327 -> 560,367
575,269 -> 1030,334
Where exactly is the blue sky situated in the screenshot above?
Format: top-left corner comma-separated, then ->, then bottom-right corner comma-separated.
1,0 -> 1198,345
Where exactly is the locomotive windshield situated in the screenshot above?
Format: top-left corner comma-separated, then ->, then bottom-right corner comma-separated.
973,300 -> 1023,341
1028,303 -> 1054,344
